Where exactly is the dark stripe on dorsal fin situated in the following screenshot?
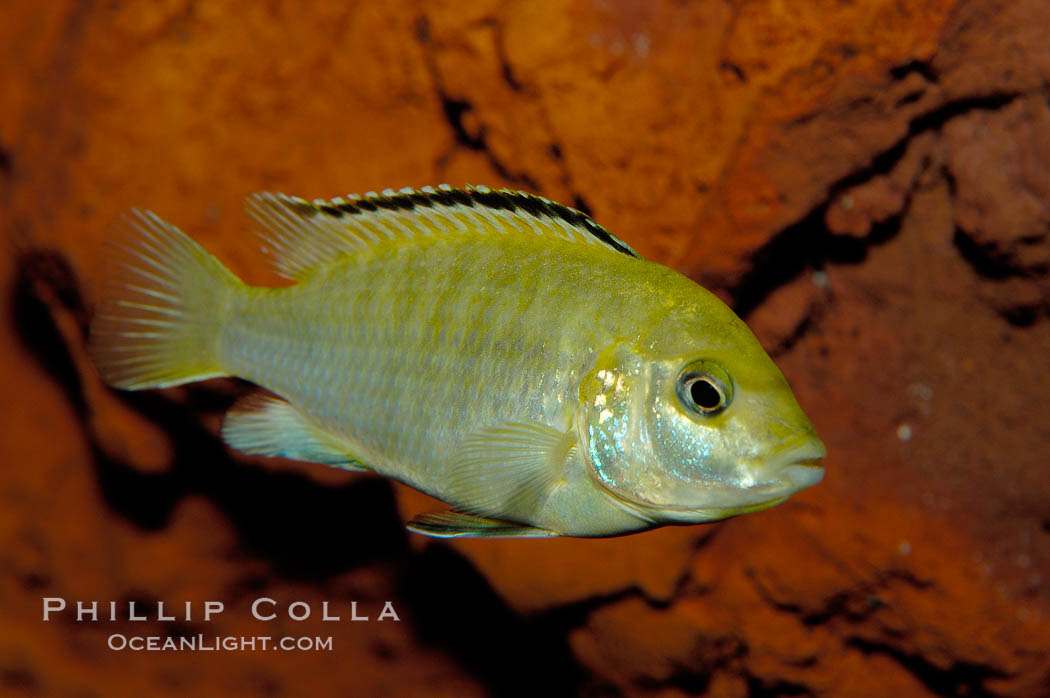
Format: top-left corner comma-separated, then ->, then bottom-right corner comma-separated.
245,185 -> 641,281
463,185 -> 639,258
492,189 -> 638,258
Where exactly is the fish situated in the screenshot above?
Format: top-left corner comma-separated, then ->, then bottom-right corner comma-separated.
88,184 -> 825,538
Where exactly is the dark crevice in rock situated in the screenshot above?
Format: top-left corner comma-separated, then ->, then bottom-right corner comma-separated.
500,58 -> 524,94
749,564 -> 931,629
11,250 -> 90,416
659,528 -> 723,601
731,89 -> 1023,318
415,15 -> 538,190
847,637 -> 1005,698
439,96 -> 486,151
745,675 -> 814,697
546,586 -> 644,628
943,161 -> 959,197
890,59 -> 938,83
798,589 -> 890,627
745,568 -> 806,616
0,145 -> 11,176
999,304 -> 1040,327
910,92 -> 1020,136
488,19 -> 524,93
952,224 -> 1047,324
834,213 -> 903,260
895,89 -> 927,108
719,60 -> 747,84
733,206 -> 901,319
730,206 -> 826,317
952,227 -> 1034,280
799,592 -> 860,627
644,669 -> 712,696
730,180 -> 910,318
635,634 -> 747,696
767,305 -> 821,357
801,571 -> 932,627
825,93 -> 1018,205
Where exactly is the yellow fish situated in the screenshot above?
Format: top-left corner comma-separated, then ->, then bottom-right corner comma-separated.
89,185 -> 825,538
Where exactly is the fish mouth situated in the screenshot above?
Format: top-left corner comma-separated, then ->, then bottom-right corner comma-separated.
773,440 -> 826,492
781,460 -> 825,489
595,438 -> 827,524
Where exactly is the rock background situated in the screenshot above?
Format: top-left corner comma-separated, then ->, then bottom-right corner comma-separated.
2,0 -> 1048,696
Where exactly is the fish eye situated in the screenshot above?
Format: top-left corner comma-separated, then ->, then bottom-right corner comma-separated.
676,361 -> 733,416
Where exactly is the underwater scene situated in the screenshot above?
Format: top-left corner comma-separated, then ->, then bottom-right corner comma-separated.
2,1 -> 1048,696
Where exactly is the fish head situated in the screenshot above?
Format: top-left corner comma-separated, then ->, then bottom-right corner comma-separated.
578,304 -> 825,524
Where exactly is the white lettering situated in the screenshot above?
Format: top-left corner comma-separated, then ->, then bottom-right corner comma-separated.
156,601 -> 174,622
108,633 -> 127,650
128,601 -> 146,621
378,602 -> 400,622
288,601 -> 310,621
76,601 -> 98,621
322,601 -> 339,621
42,597 -> 66,621
203,601 -> 224,621
350,601 -> 368,622
252,597 -> 276,621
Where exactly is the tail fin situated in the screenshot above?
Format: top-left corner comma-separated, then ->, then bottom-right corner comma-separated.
88,209 -> 242,390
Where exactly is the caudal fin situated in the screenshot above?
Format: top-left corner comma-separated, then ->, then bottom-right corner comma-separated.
88,209 -> 242,390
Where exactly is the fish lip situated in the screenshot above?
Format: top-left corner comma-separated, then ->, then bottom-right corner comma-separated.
771,437 -> 826,490
781,461 -> 825,489
767,438 -> 826,471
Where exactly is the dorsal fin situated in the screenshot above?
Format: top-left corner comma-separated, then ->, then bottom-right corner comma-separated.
245,185 -> 641,280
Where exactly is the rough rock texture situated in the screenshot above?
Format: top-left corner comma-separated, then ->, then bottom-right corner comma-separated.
2,0 -> 1049,696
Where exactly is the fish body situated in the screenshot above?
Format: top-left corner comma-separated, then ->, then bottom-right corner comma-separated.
89,185 -> 825,538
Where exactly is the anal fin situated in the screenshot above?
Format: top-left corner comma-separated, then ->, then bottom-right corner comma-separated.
407,511 -> 558,538
221,393 -> 368,471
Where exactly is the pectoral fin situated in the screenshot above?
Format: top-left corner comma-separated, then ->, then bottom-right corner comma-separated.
407,511 -> 558,538
448,419 -> 575,521
221,393 -> 368,471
